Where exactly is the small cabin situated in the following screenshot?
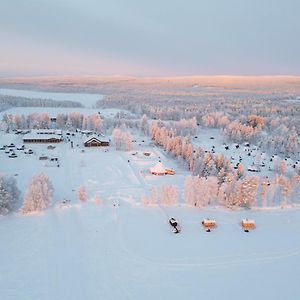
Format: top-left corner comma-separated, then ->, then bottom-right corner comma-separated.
39,155 -> 48,160
241,219 -> 256,230
165,168 -> 175,175
84,136 -> 109,147
201,219 -> 216,229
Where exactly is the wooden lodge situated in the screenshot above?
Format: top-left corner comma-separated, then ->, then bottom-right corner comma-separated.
24,137 -> 62,143
23,130 -> 62,143
241,219 -> 256,231
84,136 -> 109,147
201,219 -> 217,230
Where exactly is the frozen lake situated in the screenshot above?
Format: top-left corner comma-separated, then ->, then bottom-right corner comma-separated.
0,88 -> 103,108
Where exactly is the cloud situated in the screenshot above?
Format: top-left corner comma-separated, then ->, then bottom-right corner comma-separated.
1,0 -> 299,76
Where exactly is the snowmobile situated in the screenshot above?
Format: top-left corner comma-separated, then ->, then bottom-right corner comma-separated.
169,218 -> 180,234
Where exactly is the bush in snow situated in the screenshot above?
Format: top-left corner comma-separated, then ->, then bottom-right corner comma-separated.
76,185 -> 87,202
21,173 -> 53,214
0,174 -> 20,215
93,195 -> 102,206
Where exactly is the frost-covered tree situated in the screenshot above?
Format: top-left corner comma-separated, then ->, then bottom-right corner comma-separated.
237,163 -> 245,179
150,186 -> 158,205
112,128 -> 133,151
184,175 -> 195,206
76,185 -> 87,202
160,185 -> 178,206
141,186 -> 158,206
240,177 -> 258,208
21,173 -> 53,213
0,174 -> 20,215
140,114 -> 149,134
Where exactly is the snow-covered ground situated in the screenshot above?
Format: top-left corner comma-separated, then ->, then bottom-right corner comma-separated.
1,199 -> 300,300
0,88 -> 103,108
1,129 -> 300,300
0,103 -> 299,299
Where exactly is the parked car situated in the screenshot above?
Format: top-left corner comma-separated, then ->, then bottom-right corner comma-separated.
25,149 -> 34,154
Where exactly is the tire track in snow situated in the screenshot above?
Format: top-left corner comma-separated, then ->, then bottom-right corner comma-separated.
113,202 -> 300,270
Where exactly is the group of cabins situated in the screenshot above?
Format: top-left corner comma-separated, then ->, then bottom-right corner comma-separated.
201,218 -> 255,232
22,130 -> 110,147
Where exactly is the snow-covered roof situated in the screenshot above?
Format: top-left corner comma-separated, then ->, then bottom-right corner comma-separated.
202,219 -> 216,223
247,165 -> 258,171
242,219 -> 255,225
33,129 -> 62,135
84,135 -> 109,144
150,162 -> 166,174
23,132 -> 62,140
81,130 -> 94,134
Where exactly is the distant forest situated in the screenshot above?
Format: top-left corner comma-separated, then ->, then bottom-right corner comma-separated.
0,94 -> 82,111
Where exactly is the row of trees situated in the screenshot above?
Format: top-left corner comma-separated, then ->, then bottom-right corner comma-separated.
0,173 -> 53,215
0,95 -> 82,113
188,173 -> 300,208
141,173 -> 300,209
149,121 -> 233,180
1,112 -> 103,133
141,185 -> 178,206
2,171 -> 299,215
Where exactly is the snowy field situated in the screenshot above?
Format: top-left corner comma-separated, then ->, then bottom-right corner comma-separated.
0,88 -> 103,108
1,197 -> 300,299
0,129 -> 300,300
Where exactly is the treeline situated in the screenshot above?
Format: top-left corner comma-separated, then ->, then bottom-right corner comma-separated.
0,95 -> 82,112
141,173 -> 300,209
1,112 -> 103,133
